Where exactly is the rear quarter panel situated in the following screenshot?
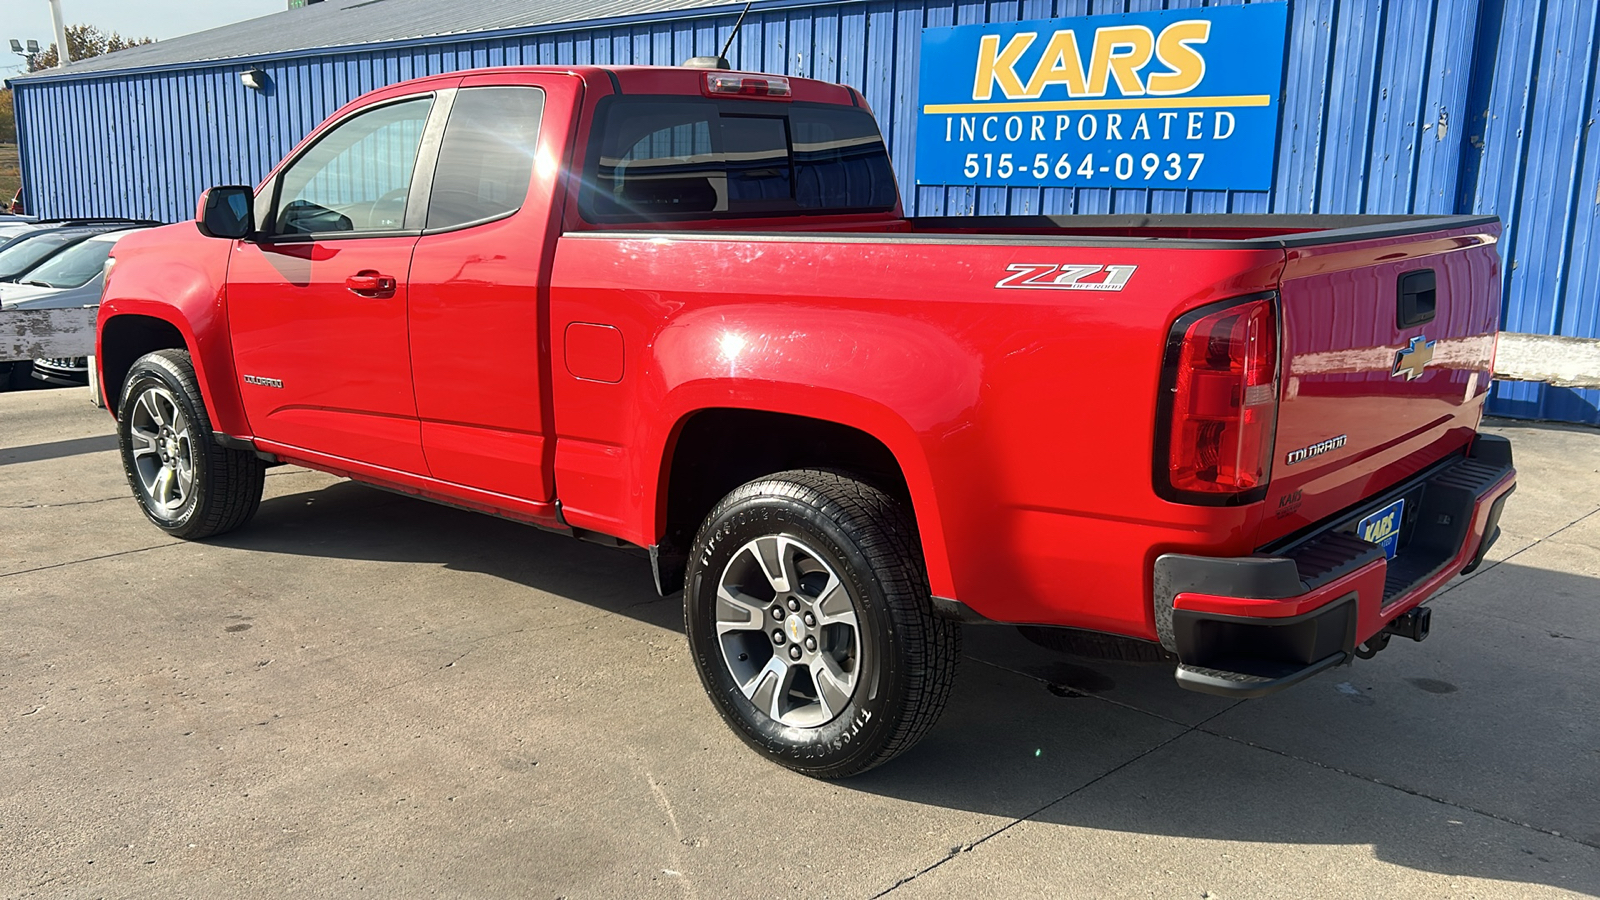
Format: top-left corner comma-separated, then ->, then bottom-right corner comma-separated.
549,233 -> 1284,637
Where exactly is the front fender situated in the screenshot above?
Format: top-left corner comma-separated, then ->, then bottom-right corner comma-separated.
97,224 -> 246,436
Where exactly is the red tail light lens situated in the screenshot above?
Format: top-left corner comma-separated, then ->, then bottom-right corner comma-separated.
1158,295 -> 1279,504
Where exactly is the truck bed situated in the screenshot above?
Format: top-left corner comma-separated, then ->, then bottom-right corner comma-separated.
905,213 -> 1498,245
554,213 -> 1502,638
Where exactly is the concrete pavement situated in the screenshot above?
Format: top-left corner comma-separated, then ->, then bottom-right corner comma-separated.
2,387 -> 1597,898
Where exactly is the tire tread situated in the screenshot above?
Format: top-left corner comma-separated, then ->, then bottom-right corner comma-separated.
694,468 -> 959,777
119,349 -> 264,539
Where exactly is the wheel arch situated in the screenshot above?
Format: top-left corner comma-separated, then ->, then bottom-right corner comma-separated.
98,313 -> 187,415
97,305 -> 248,437
650,399 -> 955,601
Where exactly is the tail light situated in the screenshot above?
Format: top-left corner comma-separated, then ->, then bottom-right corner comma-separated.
703,72 -> 791,99
1156,294 -> 1279,505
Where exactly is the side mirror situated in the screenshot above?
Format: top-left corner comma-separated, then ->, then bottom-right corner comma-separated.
195,186 -> 255,239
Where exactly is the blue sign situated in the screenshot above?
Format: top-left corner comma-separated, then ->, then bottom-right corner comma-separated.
915,4 -> 1288,191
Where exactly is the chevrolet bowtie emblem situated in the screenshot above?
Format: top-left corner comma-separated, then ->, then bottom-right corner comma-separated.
1392,335 -> 1436,381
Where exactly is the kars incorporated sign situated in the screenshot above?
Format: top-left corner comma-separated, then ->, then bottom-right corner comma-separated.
915,4 -> 1288,191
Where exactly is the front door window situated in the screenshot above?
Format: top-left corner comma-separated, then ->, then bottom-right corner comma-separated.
273,97 -> 432,235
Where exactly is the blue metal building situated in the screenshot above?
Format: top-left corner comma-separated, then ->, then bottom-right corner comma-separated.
8,0 -> 1600,423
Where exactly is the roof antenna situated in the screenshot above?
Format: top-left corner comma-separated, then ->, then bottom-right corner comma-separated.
683,1 -> 753,70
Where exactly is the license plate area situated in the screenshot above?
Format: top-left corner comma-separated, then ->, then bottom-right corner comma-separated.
1356,499 -> 1406,559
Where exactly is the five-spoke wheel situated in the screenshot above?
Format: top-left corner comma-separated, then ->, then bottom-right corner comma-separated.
126,384 -> 196,516
685,469 -> 959,778
116,349 -> 265,539
716,534 -> 861,728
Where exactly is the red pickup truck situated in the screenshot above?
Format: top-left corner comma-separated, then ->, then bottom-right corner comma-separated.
97,65 -> 1515,777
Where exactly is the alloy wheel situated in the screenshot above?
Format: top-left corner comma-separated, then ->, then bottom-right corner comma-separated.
715,534 -> 862,728
127,385 -> 196,515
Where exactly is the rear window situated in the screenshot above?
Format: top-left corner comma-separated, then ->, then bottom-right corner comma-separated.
583,97 -> 897,222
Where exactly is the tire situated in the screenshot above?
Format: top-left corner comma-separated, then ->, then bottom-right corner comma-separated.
4,361 -> 36,391
684,469 -> 958,778
1016,625 -> 1175,663
116,349 -> 265,539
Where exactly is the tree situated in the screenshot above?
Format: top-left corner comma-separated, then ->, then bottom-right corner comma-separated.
0,89 -> 14,144
30,24 -> 154,70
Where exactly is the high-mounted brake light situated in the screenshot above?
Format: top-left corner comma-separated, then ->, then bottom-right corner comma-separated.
1157,295 -> 1279,504
703,72 -> 791,99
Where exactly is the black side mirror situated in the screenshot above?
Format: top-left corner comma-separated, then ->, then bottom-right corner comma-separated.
196,186 -> 255,239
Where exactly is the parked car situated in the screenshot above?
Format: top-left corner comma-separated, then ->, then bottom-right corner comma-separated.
97,65 -> 1513,777
2,227 -> 153,388
0,216 -> 40,243
0,221 -> 154,284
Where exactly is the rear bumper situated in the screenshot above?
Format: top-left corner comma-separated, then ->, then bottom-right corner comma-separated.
1153,434 -> 1516,698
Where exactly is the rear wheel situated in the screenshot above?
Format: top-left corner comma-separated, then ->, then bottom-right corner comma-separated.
117,349 -> 265,539
684,470 -> 958,778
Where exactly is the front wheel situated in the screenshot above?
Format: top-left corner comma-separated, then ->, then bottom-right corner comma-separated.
685,470 -> 958,778
116,349 -> 265,539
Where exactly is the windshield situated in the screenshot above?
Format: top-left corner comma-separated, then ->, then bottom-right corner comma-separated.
18,237 -> 117,289
0,232 -> 83,281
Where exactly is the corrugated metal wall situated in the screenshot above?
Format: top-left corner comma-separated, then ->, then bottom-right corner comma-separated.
11,0 -> 1600,422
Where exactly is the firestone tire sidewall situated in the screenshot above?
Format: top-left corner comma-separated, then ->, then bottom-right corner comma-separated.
686,493 -> 907,776
116,357 -> 211,536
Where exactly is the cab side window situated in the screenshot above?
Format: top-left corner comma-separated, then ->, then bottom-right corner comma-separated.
425,87 -> 545,231
273,96 -> 433,236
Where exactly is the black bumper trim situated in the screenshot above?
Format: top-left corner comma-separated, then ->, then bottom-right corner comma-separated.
1171,592 -> 1359,689
1462,487 -> 1512,575
1155,435 -> 1514,652
1156,433 -> 1514,699
1175,650 -> 1349,699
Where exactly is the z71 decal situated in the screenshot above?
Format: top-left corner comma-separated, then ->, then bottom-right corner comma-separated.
996,263 -> 1137,292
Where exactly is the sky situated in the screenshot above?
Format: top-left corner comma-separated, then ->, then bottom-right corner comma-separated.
2,0 -> 285,75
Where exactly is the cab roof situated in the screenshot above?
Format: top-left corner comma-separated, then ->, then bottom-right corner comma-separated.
354,65 -> 861,109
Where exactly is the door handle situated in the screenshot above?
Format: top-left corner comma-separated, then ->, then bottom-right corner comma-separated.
346,270 -> 397,297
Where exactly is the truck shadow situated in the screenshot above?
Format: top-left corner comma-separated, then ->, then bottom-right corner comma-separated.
216,476 -> 1600,894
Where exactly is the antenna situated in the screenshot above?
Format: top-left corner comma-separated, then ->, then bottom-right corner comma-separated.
682,1 -> 754,70
719,1 -> 753,60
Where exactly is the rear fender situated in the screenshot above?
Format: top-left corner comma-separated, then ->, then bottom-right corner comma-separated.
642,307 -> 981,600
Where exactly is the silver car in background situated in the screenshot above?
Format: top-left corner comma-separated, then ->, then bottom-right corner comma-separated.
1,227 -> 154,389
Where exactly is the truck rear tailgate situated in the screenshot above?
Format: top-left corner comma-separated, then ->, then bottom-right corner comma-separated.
1259,221 -> 1502,546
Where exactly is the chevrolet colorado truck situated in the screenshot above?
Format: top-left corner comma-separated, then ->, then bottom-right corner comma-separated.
97,65 -> 1516,777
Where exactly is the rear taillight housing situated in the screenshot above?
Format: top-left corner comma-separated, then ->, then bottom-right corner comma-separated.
1156,295 -> 1279,505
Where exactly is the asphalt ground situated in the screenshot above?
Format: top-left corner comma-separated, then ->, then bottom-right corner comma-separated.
3,386 -> 1598,899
